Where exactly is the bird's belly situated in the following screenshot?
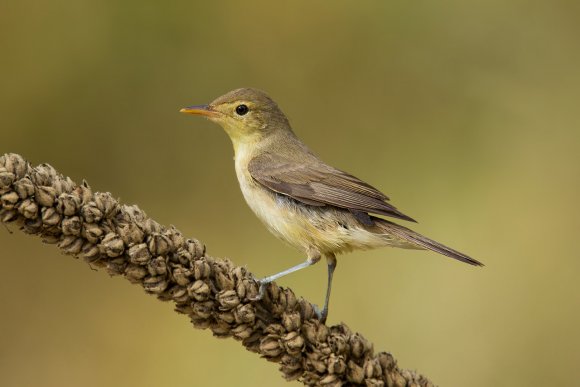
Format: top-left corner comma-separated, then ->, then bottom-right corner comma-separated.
240,182 -> 320,247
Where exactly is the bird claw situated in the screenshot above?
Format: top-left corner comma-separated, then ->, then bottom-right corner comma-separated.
248,279 -> 267,301
312,304 -> 328,324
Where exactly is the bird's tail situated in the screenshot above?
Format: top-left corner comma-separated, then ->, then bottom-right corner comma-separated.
374,218 -> 484,266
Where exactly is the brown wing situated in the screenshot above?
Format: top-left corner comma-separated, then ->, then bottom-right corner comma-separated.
248,152 -> 416,222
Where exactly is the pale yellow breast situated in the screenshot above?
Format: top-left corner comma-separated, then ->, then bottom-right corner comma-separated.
234,144 -> 322,251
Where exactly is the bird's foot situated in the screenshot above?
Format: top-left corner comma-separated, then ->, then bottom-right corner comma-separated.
312,304 -> 328,324
248,278 -> 267,301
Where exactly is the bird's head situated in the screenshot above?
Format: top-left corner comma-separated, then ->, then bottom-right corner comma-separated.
181,88 -> 291,148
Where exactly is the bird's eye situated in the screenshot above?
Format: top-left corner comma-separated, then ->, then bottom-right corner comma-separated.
235,104 -> 249,116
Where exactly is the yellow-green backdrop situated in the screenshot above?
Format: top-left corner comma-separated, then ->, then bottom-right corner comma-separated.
1,1 -> 578,386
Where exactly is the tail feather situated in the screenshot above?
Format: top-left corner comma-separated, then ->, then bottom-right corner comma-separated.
376,219 -> 484,266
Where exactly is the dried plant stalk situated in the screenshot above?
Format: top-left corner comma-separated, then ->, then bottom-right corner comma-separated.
0,153 -> 435,387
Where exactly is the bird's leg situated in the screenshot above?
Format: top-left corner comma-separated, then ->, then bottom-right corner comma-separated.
318,253 -> 337,324
250,251 -> 321,301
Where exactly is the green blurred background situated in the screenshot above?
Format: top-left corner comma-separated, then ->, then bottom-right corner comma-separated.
1,1 -> 579,386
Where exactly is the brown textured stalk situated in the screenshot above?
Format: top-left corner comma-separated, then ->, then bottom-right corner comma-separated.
0,153 -> 435,387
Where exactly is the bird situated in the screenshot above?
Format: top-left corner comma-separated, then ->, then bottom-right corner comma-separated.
180,87 -> 483,323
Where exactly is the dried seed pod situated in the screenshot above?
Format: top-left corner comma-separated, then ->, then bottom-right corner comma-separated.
280,354 -> 302,379
52,176 -> 72,195
77,181 -> 93,204
41,234 -> 60,244
187,238 -> 205,258
245,279 -> 260,300
319,342 -> 332,357
191,316 -> 211,330
168,285 -> 189,303
350,333 -> 372,359
233,304 -> 256,324
328,332 -> 349,355
331,323 -> 351,337
81,241 -> 100,260
125,264 -> 148,282
364,358 -> 382,379
302,371 -> 322,386
347,360 -> 365,384
56,193 -> 81,216
306,350 -> 329,373
100,233 -> 125,257
0,169 -> 15,192
259,335 -> 283,358
302,320 -> 329,344
94,192 -> 119,219
192,300 -> 214,319
148,232 -> 171,256
142,276 -> 168,294
187,280 -> 210,301
22,217 -> 42,234
172,267 -> 192,286
282,312 -> 301,332
392,370 -> 413,387
327,354 -> 347,375
217,289 -> 240,310
123,204 -> 144,222
147,256 -> 167,276
61,176 -> 76,193
299,299 -> 318,321
282,331 -> 305,356
83,223 -> 103,243
13,177 -> 34,199
116,221 -> 145,246
216,311 -> 235,324
81,201 -> 103,223
210,319 -> 232,337
41,207 -> 61,226
231,266 -> 246,282
1,191 -> 19,210
29,164 -> 54,186
17,198 -> 38,219
1,208 -> 18,222
175,304 -> 193,315
241,330 -> 263,351
365,378 -> 385,387
283,288 -> 298,310
193,260 -> 211,279
142,218 -> 161,235
61,216 -> 81,236
167,226 -> 184,249
106,258 -> 127,275
176,246 -> 193,263
127,243 -> 151,265
264,323 -> 285,337
267,281 -> 280,303
231,323 -> 254,340
319,374 -> 340,387
58,235 -> 83,255
215,271 -> 235,291
3,153 -> 28,178
235,278 -> 250,299
377,352 -> 396,373
34,186 -> 56,207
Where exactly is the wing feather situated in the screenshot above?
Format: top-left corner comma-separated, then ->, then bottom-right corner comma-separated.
248,153 -> 416,222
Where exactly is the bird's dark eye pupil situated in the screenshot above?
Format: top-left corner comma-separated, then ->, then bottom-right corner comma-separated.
235,104 -> 249,116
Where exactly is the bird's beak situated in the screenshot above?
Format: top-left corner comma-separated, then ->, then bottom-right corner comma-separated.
179,105 -> 219,118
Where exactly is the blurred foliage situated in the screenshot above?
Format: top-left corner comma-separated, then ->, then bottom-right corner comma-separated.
1,1 -> 579,386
